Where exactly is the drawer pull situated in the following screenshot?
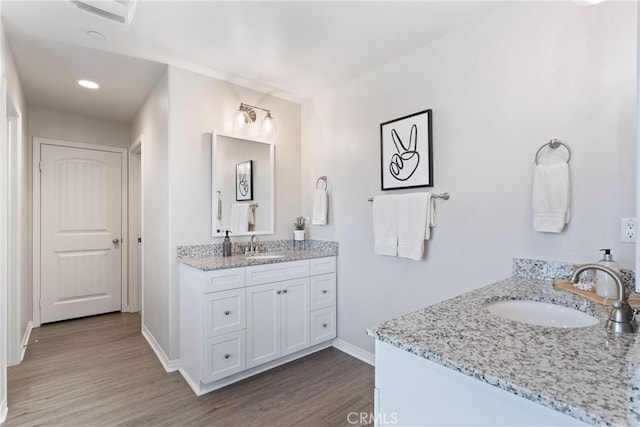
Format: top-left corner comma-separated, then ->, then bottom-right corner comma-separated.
322,290 -> 328,294
224,310 -> 230,316
282,289 -> 288,294
276,290 -> 281,295
224,354 -> 230,359
322,323 -> 328,328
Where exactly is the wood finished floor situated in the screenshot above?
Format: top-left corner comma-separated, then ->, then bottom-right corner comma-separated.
5,313 -> 374,427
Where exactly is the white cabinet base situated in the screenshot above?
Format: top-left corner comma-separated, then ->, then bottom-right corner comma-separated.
375,340 -> 587,426
180,341 -> 332,396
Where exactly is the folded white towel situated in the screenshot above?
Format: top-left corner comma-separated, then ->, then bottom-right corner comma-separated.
532,163 -> 571,233
312,188 -> 328,225
397,193 -> 429,260
230,203 -> 250,234
425,193 -> 437,240
373,195 -> 398,256
248,205 -> 255,226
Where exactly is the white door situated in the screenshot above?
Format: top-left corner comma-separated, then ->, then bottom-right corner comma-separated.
246,282 -> 280,368
280,278 -> 310,356
40,144 -> 123,323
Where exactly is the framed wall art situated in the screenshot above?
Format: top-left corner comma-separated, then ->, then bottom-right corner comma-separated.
236,160 -> 253,201
380,109 -> 433,190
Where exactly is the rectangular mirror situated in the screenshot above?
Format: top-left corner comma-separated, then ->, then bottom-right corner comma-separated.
211,132 -> 275,237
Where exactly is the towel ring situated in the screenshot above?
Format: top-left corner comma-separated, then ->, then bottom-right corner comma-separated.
316,176 -> 327,189
535,139 -> 571,165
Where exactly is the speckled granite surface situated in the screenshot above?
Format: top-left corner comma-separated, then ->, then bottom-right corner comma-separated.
513,257 -> 636,296
177,239 -> 338,259
367,275 -> 640,426
179,246 -> 338,271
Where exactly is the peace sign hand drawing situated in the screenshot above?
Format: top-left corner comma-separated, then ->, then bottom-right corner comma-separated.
389,124 -> 420,182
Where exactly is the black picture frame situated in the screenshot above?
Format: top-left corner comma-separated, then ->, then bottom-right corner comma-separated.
236,160 -> 253,201
380,109 -> 433,191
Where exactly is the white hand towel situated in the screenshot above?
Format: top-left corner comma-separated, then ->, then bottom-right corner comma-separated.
397,193 -> 429,260
248,205 -> 255,225
424,193 -> 437,241
532,163 -> 571,233
230,203 -> 250,234
312,188 -> 328,225
373,195 -> 398,256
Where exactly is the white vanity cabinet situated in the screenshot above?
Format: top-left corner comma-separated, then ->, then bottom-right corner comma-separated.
179,256 -> 336,396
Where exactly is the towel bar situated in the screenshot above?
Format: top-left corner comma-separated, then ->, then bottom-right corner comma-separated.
367,192 -> 450,202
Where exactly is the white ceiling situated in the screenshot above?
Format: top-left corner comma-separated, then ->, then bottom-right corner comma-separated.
1,1 -> 503,123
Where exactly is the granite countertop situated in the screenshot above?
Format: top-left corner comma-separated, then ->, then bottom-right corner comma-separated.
367,276 -> 640,426
179,249 -> 337,271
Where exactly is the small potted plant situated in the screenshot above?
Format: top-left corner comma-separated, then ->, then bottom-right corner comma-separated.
294,216 -> 306,241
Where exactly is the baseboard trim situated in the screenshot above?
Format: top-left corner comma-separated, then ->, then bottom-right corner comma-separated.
20,321 -> 34,363
1,397 -> 7,424
332,338 -> 375,366
141,326 -> 180,373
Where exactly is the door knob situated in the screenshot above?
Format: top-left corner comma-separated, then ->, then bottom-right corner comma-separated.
112,238 -> 120,244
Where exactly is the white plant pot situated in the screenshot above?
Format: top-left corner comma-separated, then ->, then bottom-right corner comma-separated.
294,230 -> 305,241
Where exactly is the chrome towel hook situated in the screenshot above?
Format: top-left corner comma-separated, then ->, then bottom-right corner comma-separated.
535,139 -> 571,165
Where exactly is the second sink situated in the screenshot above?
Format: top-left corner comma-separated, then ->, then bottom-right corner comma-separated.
485,300 -> 598,329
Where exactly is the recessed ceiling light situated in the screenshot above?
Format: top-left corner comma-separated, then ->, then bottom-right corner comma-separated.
86,30 -> 106,41
78,80 -> 100,89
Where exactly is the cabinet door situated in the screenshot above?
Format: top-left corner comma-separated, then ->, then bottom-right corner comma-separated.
281,278 -> 310,356
203,330 -> 246,383
203,288 -> 246,338
309,273 -> 336,311
310,307 -> 336,346
246,282 -> 281,368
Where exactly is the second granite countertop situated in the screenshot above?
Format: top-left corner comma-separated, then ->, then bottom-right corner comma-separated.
367,276 -> 640,426
179,249 -> 337,271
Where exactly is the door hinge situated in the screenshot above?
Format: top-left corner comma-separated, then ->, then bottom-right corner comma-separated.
38,298 -> 41,309
137,237 -> 142,243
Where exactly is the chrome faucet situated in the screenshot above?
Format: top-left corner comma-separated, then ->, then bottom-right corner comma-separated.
571,264 -> 637,334
248,234 -> 261,253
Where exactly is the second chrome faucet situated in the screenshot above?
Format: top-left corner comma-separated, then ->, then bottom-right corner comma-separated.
571,264 -> 637,334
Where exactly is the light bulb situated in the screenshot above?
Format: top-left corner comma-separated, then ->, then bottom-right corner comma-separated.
261,111 -> 276,137
234,109 -> 250,128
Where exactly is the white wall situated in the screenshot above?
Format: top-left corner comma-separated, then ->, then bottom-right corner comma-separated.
167,66 -> 301,359
0,7 -> 8,420
1,13 -> 30,420
302,2 -> 637,353
130,69 -> 171,359
28,106 -> 130,148
2,23 -> 29,369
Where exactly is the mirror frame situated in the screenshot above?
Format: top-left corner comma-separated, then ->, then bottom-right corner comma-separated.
211,131 -> 275,237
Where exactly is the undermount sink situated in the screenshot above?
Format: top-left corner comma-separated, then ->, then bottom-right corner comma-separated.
245,253 -> 285,260
485,300 -> 599,329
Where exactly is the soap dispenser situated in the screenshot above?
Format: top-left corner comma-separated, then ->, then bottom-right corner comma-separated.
595,249 -> 621,298
223,231 -> 232,257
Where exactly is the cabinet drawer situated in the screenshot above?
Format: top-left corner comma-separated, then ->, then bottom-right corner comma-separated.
203,330 -> 246,383
310,307 -> 336,346
204,288 -> 246,337
310,257 -> 336,276
246,260 -> 309,286
309,273 -> 336,311
202,267 -> 245,293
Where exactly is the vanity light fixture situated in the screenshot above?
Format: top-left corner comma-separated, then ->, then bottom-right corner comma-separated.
233,103 -> 276,137
78,79 -> 100,89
